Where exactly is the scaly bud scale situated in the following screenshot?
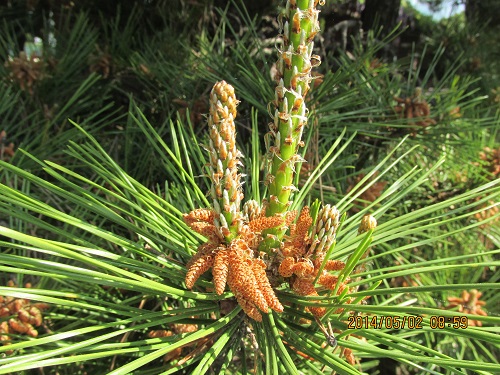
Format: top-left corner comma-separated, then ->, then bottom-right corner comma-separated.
208,81 -> 243,242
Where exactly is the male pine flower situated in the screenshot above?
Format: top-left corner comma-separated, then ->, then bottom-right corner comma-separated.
278,205 -> 347,318
184,81 -> 283,321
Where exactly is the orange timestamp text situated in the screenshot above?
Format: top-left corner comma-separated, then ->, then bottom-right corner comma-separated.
347,315 -> 470,329
347,315 -> 423,329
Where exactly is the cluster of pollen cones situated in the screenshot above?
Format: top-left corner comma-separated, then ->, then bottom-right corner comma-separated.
182,79 -> 377,321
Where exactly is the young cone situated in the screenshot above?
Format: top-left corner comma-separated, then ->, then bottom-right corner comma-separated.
207,81 -> 244,242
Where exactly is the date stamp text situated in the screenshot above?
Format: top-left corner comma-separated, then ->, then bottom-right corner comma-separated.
347,315 -> 469,329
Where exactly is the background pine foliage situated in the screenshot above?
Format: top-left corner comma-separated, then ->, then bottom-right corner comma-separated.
0,0 -> 498,374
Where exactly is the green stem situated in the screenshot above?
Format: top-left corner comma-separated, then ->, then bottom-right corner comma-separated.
261,0 -> 322,252
265,0 -> 321,217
